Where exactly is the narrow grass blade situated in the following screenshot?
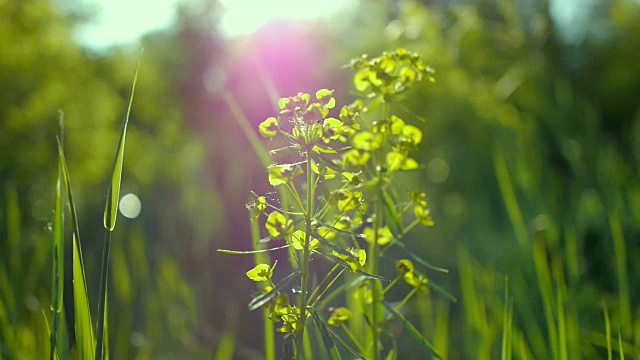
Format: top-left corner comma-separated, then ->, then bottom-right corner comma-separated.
57,139 -> 95,359
323,322 -> 365,359
223,91 -> 271,168
248,271 -> 300,311
394,241 -> 448,273
609,210 -> 631,332
603,301 -> 612,360
493,150 -> 528,245
97,56 -> 140,360
50,143 -> 65,360
501,277 -> 513,360
533,238 -> 558,359
315,251 -> 389,282
308,307 -> 342,360
618,328 -> 624,360
103,57 -> 140,231
381,301 -> 442,359
427,280 -> 457,302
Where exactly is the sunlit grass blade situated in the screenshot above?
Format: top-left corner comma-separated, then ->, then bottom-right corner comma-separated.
50,139 -> 65,360
57,138 -> 95,359
381,301 -> 442,359
308,307 -> 342,360
97,56 -> 140,360
248,271 -> 301,311
224,91 -> 271,168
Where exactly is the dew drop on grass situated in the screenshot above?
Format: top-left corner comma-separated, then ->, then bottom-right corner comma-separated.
119,193 -> 142,219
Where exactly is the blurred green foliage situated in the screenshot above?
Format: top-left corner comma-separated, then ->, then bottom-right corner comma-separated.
1,0 -> 639,358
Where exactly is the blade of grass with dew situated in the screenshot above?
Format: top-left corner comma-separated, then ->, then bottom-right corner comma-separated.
308,307 -> 342,360
96,56 -> 140,360
50,144 -> 65,360
603,300 -> 612,360
57,138 -> 95,359
381,301 -> 442,359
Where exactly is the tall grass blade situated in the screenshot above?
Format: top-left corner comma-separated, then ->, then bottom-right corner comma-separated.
97,56 -> 141,360
493,150 -> 528,245
603,301 -> 612,360
381,301 -> 442,359
532,238 -> 558,359
223,92 -> 271,168
308,307 -> 342,360
608,210 -> 630,332
57,139 -> 95,359
50,141 -> 65,360
501,277 -> 513,360
618,328 -> 624,360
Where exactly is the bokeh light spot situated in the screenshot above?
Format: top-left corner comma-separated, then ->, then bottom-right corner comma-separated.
119,193 -> 142,219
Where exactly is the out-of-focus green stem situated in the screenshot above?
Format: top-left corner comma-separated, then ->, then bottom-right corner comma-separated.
296,143 -> 315,360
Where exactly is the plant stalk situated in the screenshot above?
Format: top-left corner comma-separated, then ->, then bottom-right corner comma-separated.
95,230 -> 112,360
296,146 -> 315,359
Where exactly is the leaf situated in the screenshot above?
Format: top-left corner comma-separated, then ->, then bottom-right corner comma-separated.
98,54 -> 141,360
248,271 -> 300,311
324,322 -> 366,359
50,143 -> 64,360
246,263 -> 275,282
394,241 -> 449,273
427,280 -> 457,302
103,56 -> 140,231
57,138 -> 95,359
308,307 -> 342,360
381,301 -> 442,359
314,250 -> 389,282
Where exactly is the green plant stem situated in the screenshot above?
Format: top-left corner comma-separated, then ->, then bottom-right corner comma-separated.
383,276 -> 401,295
296,146 -> 315,359
310,268 -> 346,307
308,264 -> 341,304
95,230 -> 112,360
368,102 -> 391,359
341,323 -> 367,355
385,287 -> 418,322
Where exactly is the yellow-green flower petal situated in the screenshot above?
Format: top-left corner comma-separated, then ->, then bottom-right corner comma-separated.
259,117 -> 279,137
246,263 -> 274,282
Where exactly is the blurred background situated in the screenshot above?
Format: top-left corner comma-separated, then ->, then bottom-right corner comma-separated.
1,0 -> 639,358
